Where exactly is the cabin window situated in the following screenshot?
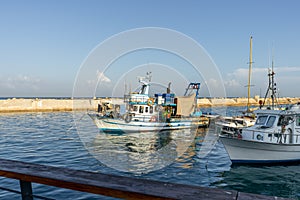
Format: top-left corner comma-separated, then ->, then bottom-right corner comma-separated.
277,115 -> 284,126
256,116 -> 268,125
150,106 -> 153,114
278,115 -> 293,126
296,116 -> 300,126
140,85 -> 147,94
266,116 -> 276,127
139,106 -> 144,113
133,106 -> 138,112
145,106 -> 149,113
236,120 -> 244,125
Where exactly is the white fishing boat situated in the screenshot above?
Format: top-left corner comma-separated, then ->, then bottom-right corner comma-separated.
220,62 -> 300,164
215,115 -> 256,137
220,103 -> 300,164
89,72 -> 209,133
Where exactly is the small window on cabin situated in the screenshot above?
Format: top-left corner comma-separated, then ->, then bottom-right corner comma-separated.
150,106 -> 153,113
266,116 -> 276,127
277,115 -> 284,126
145,106 -> 149,113
256,116 -> 268,125
278,115 -> 293,126
297,116 -> 300,126
133,106 -> 138,112
139,106 -> 144,113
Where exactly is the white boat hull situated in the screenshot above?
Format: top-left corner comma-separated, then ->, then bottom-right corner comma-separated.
89,114 -> 194,133
220,136 -> 300,164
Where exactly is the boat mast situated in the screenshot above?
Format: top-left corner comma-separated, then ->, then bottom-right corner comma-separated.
246,36 -> 253,112
271,59 -> 276,109
262,57 -> 278,109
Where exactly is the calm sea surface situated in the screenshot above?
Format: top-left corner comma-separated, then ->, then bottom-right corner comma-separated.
0,106 -> 299,199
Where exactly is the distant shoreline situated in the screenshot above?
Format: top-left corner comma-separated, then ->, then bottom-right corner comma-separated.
0,97 -> 299,113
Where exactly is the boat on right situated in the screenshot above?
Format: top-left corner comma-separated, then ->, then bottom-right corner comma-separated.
220,103 -> 300,164
220,46 -> 300,164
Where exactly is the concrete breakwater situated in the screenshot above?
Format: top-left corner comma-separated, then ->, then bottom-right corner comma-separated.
0,98 -> 122,113
197,97 -> 300,107
0,97 -> 300,113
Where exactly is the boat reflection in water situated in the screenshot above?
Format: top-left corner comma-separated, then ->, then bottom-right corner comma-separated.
87,128 -> 198,173
175,127 -> 207,169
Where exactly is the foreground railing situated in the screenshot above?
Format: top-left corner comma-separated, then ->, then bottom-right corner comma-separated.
0,158 -> 288,200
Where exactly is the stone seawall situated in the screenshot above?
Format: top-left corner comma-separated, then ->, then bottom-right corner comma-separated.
197,97 -> 300,107
0,98 -> 125,113
0,97 -> 300,113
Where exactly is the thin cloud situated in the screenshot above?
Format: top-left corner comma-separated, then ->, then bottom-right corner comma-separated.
97,70 -> 111,83
275,66 -> 300,73
0,74 -> 41,90
224,66 -> 300,97
87,71 -> 111,87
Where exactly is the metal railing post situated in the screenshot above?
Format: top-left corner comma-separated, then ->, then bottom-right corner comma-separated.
20,180 -> 33,200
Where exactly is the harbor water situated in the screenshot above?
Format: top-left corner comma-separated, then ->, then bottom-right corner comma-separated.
0,106 -> 299,199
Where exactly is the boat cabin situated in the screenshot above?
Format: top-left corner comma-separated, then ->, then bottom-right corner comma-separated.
128,104 -> 157,122
127,101 -> 177,122
241,109 -> 300,144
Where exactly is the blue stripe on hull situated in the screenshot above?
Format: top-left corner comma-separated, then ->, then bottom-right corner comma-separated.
99,126 -> 178,134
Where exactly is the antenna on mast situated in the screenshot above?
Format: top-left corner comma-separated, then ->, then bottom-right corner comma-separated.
146,71 -> 152,82
262,49 -> 278,109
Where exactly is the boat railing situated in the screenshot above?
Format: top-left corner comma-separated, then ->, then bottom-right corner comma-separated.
132,115 -> 151,122
132,115 -> 161,122
124,95 -> 150,104
246,129 -> 300,144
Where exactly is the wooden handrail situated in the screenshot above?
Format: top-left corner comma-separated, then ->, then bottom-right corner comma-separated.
0,158 -> 288,199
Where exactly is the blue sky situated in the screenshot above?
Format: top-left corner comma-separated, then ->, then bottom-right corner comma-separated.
1,0 -> 300,97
